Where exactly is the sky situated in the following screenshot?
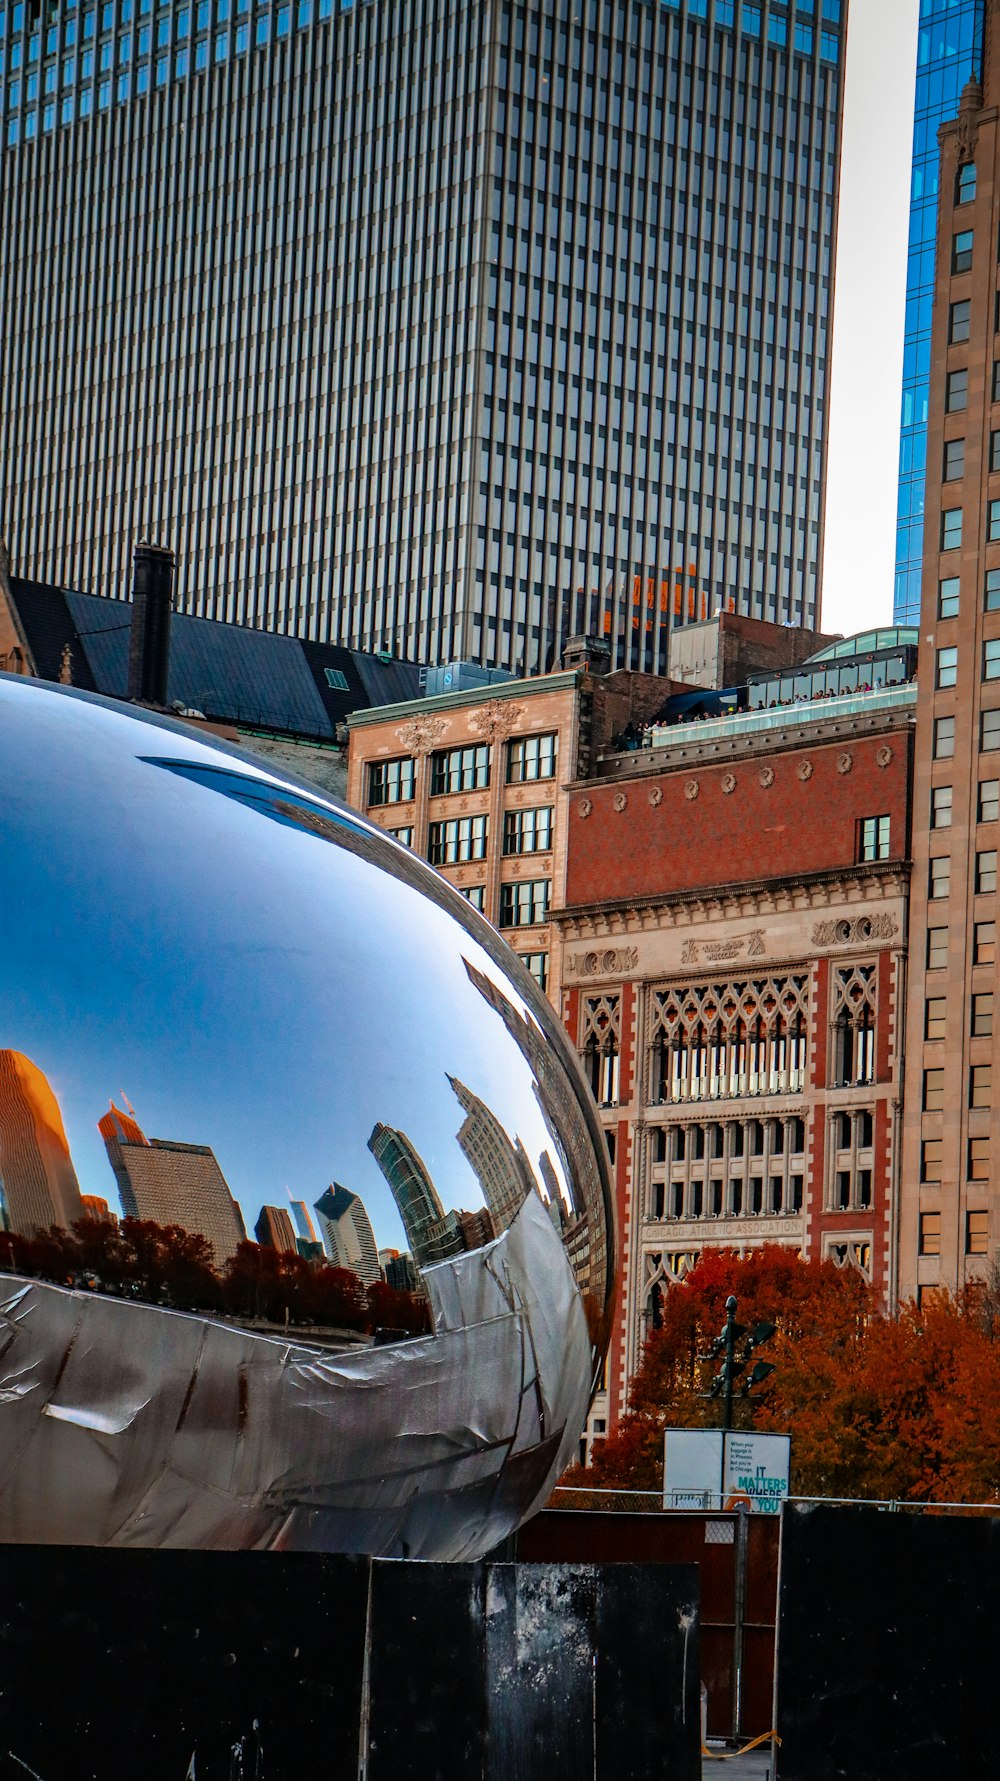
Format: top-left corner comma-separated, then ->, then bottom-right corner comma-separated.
822,0 -> 919,636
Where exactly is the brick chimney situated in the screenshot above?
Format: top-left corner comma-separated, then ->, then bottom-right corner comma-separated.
128,542 -> 174,705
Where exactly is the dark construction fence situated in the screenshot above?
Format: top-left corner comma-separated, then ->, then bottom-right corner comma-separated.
0,1546 -> 700,1781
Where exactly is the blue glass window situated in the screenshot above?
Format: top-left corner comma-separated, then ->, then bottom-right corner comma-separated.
214,29 -> 226,56
65,19 -> 77,44
317,0 -> 330,18
26,68 -> 37,94
794,22 -> 811,51
688,0 -> 707,13
118,34 -> 129,58
13,0 -> 23,20
176,7 -> 189,34
174,44 -> 187,70
154,50 -> 166,78
217,0 -> 229,18
741,5 -> 760,34
0,13 -> 5,35
45,25 -> 57,51
101,3 -> 113,27
255,13 -> 268,40
24,107 -> 35,133
957,161 -> 976,205
156,16 -> 169,42
197,0 -> 209,25
235,20 -> 247,46
9,40 -> 20,66
43,62 -> 56,91
769,14 -> 786,43
7,78 -> 18,104
79,51 -> 91,76
138,25 -> 149,49
62,55 -> 74,81
121,0 -> 132,16
136,59 -> 147,85
194,34 -> 206,62
97,78 -> 108,104
296,0 -> 310,22
27,32 -> 38,59
6,116 -> 18,143
714,0 -> 734,21
276,5 -> 288,33
819,30 -> 838,59
61,92 -> 73,119
822,0 -> 839,17
83,10 -> 95,36
116,69 -> 127,96
953,230 -> 974,273
99,40 -> 111,66
140,0 -> 151,14
42,97 -> 54,123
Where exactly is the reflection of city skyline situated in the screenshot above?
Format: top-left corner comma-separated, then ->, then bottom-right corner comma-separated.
0,1050 -> 84,1236
99,1099 -> 247,1267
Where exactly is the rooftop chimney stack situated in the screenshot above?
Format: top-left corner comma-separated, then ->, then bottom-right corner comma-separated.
128,542 -> 174,705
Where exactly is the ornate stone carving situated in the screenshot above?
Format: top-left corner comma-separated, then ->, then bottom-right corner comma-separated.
797,760 -> 813,782
811,912 -> 900,947
876,745 -> 893,769
837,752 -> 853,775
578,797 -> 593,819
397,714 -> 450,755
759,765 -> 774,789
648,786 -> 663,807
613,790 -> 628,813
679,928 -> 765,966
684,779 -> 700,801
567,947 -> 640,977
467,699 -> 525,742
721,772 -> 737,795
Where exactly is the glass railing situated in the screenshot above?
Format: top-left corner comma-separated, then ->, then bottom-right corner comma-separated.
614,681 -> 917,757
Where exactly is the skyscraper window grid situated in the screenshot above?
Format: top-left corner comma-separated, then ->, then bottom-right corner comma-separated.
1,0 -> 842,672
894,0 -> 984,625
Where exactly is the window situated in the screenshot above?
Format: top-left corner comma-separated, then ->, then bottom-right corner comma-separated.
255,12 -> 267,39
995,361 -> 1000,403
934,715 -> 955,758
921,1140 -> 942,1184
931,786 -> 953,829
977,849 -> 998,893
507,732 -> 557,783
519,952 -> 548,992
957,161 -> 977,205
951,299 -> 971,344
993,434 -> 1000,475
458,884 -> 485,912
503,806 -> 553,855
982,708 -> 1000,750
923,1068 -> 945,1112
987,569 -> 1000,612
929,856 -> 951,899
430,744 -> 490,795
386,826 -> 412,848
980,780 -> 1000,822
925,998 -> 947,1040
971,1064 -> 992,1108
969,1137 -> 990,1180
937,646 -> 958,687
214,28 -> 226,55
946,370 -> 968,413
985,639 -> 1000,679
989,500 -> 1000,542
939,578 -> 960,620
972,992 -> 994,1037
367,756 -> 415,807
943,438 -> 966,482
941,510 -> 963,551
974,920 -> 996,965
323,667 -> 349,690
967,1210 -> 989,1255
919,1211 -> 941,1256
858,815 -> 890,860
927,927 -> 949,969
953,230 -> 973,273
499,879 -> 550,928
427,815 -> 488,865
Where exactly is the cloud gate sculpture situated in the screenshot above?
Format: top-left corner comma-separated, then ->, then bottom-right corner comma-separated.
0,678 -> 614,1558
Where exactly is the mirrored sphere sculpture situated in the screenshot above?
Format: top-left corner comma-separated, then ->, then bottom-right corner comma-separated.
0,679 -> 614,1558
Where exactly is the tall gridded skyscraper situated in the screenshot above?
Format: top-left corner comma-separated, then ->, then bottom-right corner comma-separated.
0,0 -> 846,672
895,0 -> 984,623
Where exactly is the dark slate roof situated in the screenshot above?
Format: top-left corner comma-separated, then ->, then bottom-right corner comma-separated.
8,579 -> 423,738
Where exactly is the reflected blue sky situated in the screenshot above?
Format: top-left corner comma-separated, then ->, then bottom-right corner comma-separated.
0,680 -> 590,1263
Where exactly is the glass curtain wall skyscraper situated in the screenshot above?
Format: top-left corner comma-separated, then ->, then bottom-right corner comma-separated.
1,0 -> 845,673
895,0 -> 983,623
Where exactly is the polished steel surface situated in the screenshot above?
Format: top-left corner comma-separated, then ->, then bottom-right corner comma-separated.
0,678 -> 614,1556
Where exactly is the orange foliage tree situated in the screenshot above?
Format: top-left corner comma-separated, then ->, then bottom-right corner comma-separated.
570,1246 -> 1000,1505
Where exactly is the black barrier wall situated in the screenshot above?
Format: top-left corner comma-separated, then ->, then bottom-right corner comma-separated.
776,1503 -> 1000,1781
0,1547 -> 700,1781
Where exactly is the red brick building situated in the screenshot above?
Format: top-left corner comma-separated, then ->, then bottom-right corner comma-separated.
556,645 -> 916,1440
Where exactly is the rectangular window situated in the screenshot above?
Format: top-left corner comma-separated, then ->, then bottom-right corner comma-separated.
503,806 -> 554,855
986,639 -> 1000,680
953,230 -> 974,273
946,370 -> 968,414
937,646 -> 958,687
427,814 -> 488,865
969,1137 -> 990,1180
966,1210 -> 989,1255
919,1211 -> 941,1256
458,884 -> 485,912
994,361 -> 1000,403
929,855 -> 951,899
982,708 -> 1000,751
941,510 -> 963,551
977,849 -> 998,893
367,756 -> 415,807
931,786 -> 953,829
925,997 -> 947,1040
971,1064 -> 992,1108
921,1140 -> 943,1184
938,577 -> 960,620
943,438 -> 965,481
519,951 -> 548,992
387,826 -> 413,847
987,569 -> 1000,612
506,732 -> 558,783
499,879 -> 550,928
972,992 -> 994,1037
430,744 -> 490,795
323,667 -> 349,691
858,815 -> 890,860
980,780 -> 1000,822
934,715 -> 956,758
992,433 -> 1000,474
927,926 -> 949,969
990,500 -> 1000,542
951,299 -> 971,343
923,1068 -> 945,1112
974,920 -> 996,965
957,161 -> 977,205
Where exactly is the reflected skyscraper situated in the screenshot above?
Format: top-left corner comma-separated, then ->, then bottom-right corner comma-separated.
0,1051 -> 84,1235
254,1205 -> 298,1254
314,1184 -> 381,1286
448,1075 -> 535,1234
98,1101 -> 247,1265
367,1124 -> 464,1266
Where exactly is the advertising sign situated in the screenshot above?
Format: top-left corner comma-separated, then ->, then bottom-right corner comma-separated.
662,1428 -> 724,1509
721,1431 -> 791,1514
